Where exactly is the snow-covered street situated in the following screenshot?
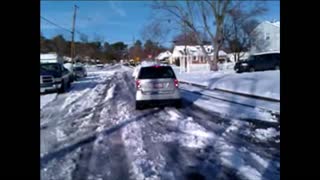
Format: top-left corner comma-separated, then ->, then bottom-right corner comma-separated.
41,64 -> 279,180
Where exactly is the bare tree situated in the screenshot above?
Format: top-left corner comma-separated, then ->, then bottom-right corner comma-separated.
223,2 -> 267,62
151,0 -> 233,71
173,30 -> 210,45
150,0 -> 268,71
141,20 -> 171,45
250,30 -> 271,53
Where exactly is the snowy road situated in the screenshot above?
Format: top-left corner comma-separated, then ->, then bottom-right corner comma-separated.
40,65 -> 280,180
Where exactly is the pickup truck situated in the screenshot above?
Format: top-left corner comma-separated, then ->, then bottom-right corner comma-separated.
40,53 -> 73,93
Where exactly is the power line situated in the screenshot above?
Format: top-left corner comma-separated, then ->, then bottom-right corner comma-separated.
40,16 -> 72,33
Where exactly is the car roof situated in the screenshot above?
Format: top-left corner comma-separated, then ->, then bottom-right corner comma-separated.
140,62 -> 169,68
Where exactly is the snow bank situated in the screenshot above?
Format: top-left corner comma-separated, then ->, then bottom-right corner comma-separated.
41,93 -> 57,109
212,71 -> 280,100
173,63 -> 279,100
253,128 -> 280,141
181,90 -> 277,122
105,84 -> 116,101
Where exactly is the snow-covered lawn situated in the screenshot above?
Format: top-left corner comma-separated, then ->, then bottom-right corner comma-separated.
213,70 -> 280,101
172,65 -> 234,87
172,65 -> 279,101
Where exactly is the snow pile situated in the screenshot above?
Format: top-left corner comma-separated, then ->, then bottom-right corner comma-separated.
180,83 -> 280,113
253,128 -> 280,141
181,90 -> 277,122
212,70 -> 280,100
104,84 -> 116,101
61,88 -> 91,110
166,109 -> 182,121
250,152 -> 269,169
223,120 -> 248,135
238,165 -> 262,180
41,93 -> 57,109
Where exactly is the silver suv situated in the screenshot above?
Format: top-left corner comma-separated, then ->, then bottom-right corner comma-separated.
135,64 -> 181,109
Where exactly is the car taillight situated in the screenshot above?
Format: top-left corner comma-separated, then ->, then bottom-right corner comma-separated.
136,80 -> 141,89
174,79 -> 179,87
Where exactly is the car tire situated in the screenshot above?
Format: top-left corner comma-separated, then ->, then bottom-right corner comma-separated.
174,100 -> 182,109
249,67 -> 255,72
58,81 -> 66,93
135,101 -> 143,110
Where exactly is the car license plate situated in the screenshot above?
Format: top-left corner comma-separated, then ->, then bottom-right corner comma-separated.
153,83 -> 163,88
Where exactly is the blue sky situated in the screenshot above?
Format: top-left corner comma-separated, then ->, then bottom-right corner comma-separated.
41,1 -> 279,47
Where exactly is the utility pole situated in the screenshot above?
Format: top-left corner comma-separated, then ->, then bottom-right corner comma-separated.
71,5 -> 79,63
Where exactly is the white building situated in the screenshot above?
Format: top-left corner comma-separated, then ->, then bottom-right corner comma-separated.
170,45 -> 227,73
250,21 -> 280,53
155,51 -> 172,63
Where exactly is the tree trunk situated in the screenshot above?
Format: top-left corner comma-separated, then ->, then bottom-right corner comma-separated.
213,24 -> 223,71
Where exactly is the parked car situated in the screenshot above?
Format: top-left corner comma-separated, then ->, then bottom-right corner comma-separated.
135,64 -> 181,109
73,66 -> 87,79
40,53 -> 73,93
234,52 -> 280,73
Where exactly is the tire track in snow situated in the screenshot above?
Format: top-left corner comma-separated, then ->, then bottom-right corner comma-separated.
71,71 -> 137,180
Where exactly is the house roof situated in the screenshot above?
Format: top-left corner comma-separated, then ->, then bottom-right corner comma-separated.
172,45 -> 226,57
250,20 -> 280,35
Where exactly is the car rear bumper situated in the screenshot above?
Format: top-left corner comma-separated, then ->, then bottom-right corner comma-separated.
235,65 -> 249,72
136,99 -> 181,106
40,84 -> 61,93
135,89 -> 181,101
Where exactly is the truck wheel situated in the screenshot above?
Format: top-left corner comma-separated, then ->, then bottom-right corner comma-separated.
58,81 -> 66,93
175,100 -> 182,109
135,101 -> 143,110
67,81 -> 71,89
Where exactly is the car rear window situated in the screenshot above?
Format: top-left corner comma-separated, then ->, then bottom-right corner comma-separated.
138,66 -> 176,79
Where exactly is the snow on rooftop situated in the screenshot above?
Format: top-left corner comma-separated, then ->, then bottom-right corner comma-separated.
271,21 -> 280,27
40,53 -> 59,60
172,45 -> 226,57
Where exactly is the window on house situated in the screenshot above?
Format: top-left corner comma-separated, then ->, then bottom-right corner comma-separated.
265,32 -> 270,40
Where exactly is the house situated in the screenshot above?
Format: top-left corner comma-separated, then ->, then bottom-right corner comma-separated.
250,20 -> 280,53
170,45 -> 227,72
